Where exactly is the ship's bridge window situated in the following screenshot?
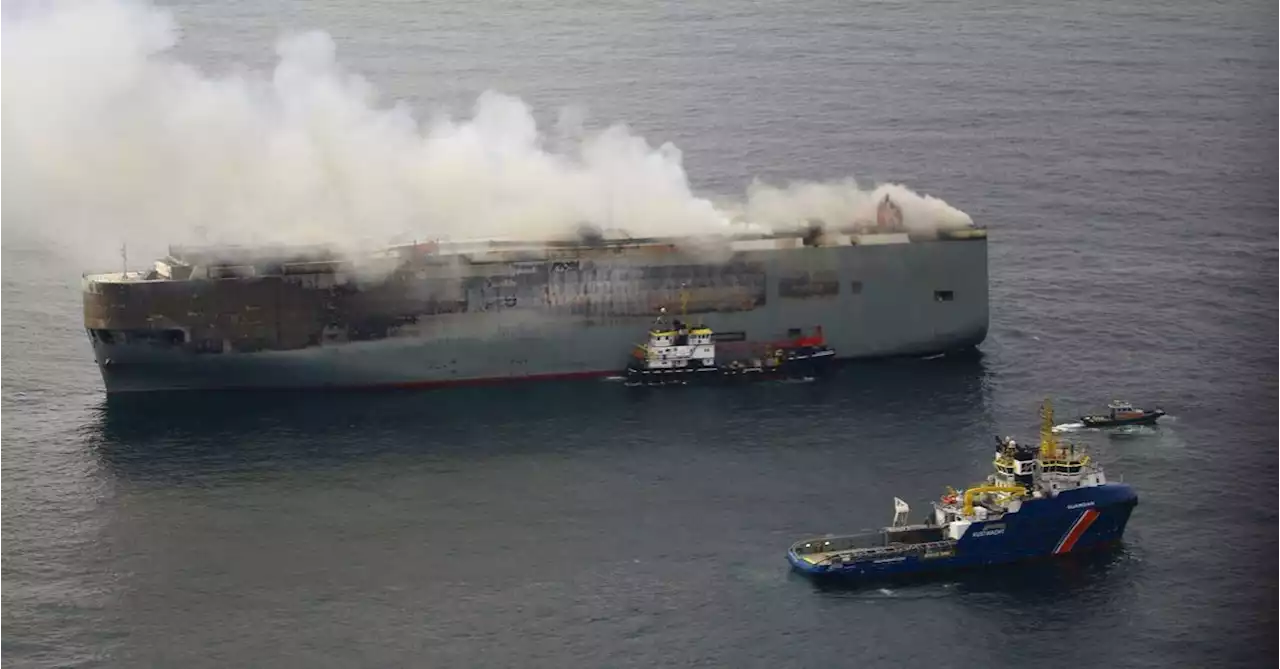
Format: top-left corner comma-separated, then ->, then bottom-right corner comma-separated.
934,290 -> 955,302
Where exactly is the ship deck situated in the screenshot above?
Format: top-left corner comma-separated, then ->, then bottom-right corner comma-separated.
795,550 -> 846,565
81,227 -> 987,285
794,539 -> 958,564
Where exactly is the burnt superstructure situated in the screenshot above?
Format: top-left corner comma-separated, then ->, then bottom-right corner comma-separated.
83,213 -> 990,393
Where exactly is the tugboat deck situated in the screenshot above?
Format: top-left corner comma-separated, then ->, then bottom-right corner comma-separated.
623,308 -> 834,386
795,539 -> 959,565
790,522 -> 955,565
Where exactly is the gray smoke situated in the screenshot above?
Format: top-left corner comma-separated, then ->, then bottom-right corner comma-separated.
2,0 -> 975,274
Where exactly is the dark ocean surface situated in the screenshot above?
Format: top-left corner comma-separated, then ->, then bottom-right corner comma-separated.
3,0 -> 1277,667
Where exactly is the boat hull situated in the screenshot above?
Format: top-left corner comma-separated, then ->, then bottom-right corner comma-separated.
85,238 -> 989,394
787,483 -> 1138,581
624,348 -> 835,386
1079,411 -> 1164,427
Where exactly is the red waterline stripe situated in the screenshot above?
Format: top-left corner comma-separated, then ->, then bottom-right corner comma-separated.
106,355 -> 867,394
1054,508 -> 1101,555
108,369 -> 624,394
366,369 -> 620,391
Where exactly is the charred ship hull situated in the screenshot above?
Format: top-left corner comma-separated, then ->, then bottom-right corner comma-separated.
82,229 -> 989,393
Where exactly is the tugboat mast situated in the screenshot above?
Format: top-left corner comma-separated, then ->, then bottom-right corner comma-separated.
1040,398 -> 1058,459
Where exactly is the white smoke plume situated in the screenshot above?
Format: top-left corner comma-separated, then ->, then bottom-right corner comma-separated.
2,0 -> 975,273
742,179 -> 974,233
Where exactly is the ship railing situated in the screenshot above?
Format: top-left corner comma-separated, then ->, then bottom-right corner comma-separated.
1038,457 -> 1097,477
1038,467 -> 1103,486
82,270 -> 150,284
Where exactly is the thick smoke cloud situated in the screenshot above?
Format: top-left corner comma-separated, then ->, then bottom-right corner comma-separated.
2,0 -> 974,272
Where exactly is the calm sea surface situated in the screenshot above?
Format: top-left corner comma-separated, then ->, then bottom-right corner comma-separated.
3,1 -> 1277,667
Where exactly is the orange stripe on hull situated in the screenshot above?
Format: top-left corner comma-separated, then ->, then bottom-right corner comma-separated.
1054,508 -> 1101,554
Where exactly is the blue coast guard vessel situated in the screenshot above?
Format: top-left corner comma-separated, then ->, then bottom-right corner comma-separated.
787,401 -> 1138,581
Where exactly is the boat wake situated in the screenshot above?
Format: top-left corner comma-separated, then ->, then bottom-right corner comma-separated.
815,582 -> 958,600
1054,420 -> 1168,435
1107,424 -> 1163,436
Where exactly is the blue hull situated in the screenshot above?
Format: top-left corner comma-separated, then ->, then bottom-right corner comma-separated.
788,483 -> 1138,581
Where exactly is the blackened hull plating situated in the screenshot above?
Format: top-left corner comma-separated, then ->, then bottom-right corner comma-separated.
85,238 -> 989,393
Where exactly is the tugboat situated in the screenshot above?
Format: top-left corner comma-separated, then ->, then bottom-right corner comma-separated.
787,400 -> 1138,581
623,310 -> 835,387
1079,400 -> 1165,428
